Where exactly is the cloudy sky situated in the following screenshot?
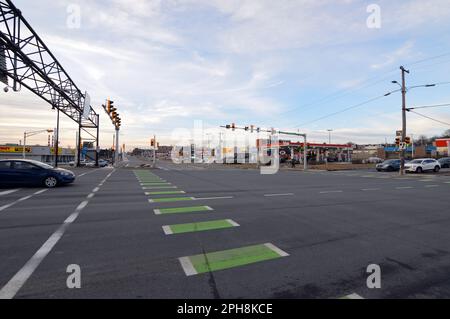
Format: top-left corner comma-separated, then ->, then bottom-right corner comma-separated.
1,0 -> 450,149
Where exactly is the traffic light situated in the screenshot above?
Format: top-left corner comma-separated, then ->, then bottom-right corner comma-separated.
107,99 -> 114,114
151,139 -> 155,147
405,137 -> 411,145
395,137 -> 401,146
226,124 -> 231,129
256,127 -> 261,133
250,125 -> 254,133
231,123 -> 235,131
244,126 -> 249,131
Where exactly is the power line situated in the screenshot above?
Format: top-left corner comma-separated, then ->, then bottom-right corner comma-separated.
408,103 -> 450,110
408,110 -> 450,127
294,94 -> 387,127
405,51 -> 450,68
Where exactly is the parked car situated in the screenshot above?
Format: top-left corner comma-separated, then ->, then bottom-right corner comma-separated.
0,159 -> 75,188
376,159 -> 401,172
368,157 -> 383,164
438,157 -> 450,168
98,159 -> 109,167
405,158 -> 441,173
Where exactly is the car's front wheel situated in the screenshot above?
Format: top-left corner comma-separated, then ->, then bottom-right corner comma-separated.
416,167 -> 423,173
43,176 -> 58,188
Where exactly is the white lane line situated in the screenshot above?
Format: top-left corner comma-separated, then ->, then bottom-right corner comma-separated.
319,190 -> 343,194
264,243 -> 290,257
226,219 -> 240,227
77,168 -> 104,178
0,170 -> 115,299
361,188 -> 380,191
0,189 -> 20,196
178,257 -> 198,276
396,186 -> 414,190
0,189 -> 48,213
264,193 -> 294,197
344,293 -> 364,299
162,226 -> 173,235
425,185 -> 439,188
193,196 -> 234,201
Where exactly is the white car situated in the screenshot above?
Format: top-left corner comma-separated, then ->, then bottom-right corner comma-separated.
405,158 -> 441,173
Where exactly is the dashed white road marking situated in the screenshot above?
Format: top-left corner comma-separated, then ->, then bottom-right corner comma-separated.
193,196 -> 234,201
0,189 -> 20,196
361,188 -> 380,192
0,189 -> 48,213
396,186 -> 414,190
77,168 -> 104,177
343,293 -> 364,299
425,185 -> 439,188
319,190 -> 343,194
264,243 -> 290,257
264,193 -> 294,197
178,257 -> 198,276
162,225 -> 173,235
0,170 -> 115,299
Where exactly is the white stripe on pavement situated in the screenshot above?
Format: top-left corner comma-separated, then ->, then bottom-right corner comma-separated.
0,170 -> 115,299
264,193 -> 294,197
0,189 -> 20,196
0,189 -> 48,213
319,190 -> 343,194
193,196 -> 234,201
178,257 -> 198,276
344,293 -> 364,299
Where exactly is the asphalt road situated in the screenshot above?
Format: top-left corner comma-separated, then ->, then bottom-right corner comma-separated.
1,156 -> 450,299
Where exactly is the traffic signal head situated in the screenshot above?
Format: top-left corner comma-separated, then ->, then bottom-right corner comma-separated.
107,99 -> 114,113
405,137 -> 411,145
226,125 -> 231,129
231,123 -> 235,131
244,126 -> 249,131
395,137 -> 401,146
151,139 -> 155,147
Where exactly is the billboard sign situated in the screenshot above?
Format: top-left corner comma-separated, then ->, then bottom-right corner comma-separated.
82,92 -> 91,120
0,146 -> 31,153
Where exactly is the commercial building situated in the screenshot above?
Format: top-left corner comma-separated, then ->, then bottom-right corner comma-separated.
0,144 -> 75,163
435,138 -> 450,157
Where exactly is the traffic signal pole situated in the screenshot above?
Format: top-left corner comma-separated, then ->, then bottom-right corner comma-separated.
400,66 -> 409,176
115,128 -> 120,167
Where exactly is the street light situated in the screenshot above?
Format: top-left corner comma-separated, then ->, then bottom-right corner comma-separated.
23,129 -> 53,159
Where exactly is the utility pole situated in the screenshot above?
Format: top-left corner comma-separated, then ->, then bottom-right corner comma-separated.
400,66 -> 409,176
153,134 -> 156,168
115,130 -> 119,166
54,109 -> 60,167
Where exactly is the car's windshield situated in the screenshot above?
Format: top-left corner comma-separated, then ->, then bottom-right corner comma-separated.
28,160 -> 53,169
409,160 -> 423,164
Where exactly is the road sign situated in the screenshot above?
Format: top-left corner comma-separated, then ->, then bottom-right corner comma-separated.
396,130 -> 403,137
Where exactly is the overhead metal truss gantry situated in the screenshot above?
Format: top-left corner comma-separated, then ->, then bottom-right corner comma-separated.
0,0 -> 99,166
